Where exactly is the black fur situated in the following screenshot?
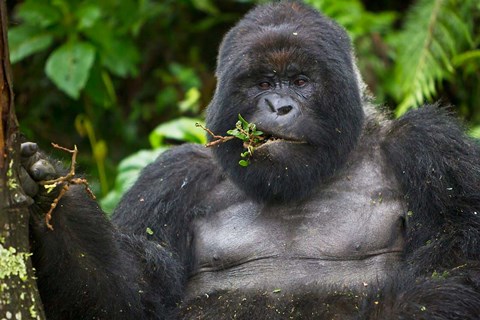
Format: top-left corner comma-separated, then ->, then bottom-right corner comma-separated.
24,1 -> 480,319
383,106 -> 480,272
29,187 -> 146,319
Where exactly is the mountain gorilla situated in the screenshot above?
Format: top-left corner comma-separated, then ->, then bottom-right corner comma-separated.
20,1 -> 480,319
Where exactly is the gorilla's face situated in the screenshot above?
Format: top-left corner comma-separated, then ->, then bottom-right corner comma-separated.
206,2 -> 364,203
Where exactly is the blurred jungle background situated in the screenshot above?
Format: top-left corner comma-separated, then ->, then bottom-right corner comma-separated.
7,0 -> 480,213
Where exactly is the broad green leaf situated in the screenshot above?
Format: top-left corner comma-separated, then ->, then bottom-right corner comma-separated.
8,26 -> 53,63
45,41 -> 96,99
100,148 -> 167,213
149,117 -> 207,148
76,3 -> 102,30
17,1 -> 61,28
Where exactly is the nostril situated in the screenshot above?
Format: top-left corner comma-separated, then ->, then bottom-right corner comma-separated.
277,105 -> 293,115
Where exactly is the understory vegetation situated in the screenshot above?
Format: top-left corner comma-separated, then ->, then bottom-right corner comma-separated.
7,0 -> 480,212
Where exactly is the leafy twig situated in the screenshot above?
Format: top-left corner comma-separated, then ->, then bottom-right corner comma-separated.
196,114 -> 265,166
40,143 -> 96,230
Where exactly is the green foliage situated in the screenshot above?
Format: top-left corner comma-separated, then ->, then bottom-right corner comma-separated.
305,0 -> 396,42
45,41 -> 96,99
390,0 -> 478,115
8,26 -> 53,63
75,115 -> 109,195
307,0 -> 480,127
155,63 -> 203,114
9,0 -> 144,99
226,114 -> 264,167
149,117 -> 207,148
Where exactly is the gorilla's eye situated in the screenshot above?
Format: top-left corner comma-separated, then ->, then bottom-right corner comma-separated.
258,82 -> 272,90
293,78 -> 308,87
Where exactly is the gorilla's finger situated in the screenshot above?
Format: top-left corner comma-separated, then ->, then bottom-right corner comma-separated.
30,159 -> 57,181
20,142 -> 38,157
19,166 -> 39,197
20,144 -> 43,170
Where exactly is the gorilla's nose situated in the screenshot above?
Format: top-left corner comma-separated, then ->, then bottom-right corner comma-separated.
262,94 -> 297,116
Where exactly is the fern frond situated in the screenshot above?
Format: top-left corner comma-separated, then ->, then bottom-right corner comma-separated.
392,0 -> 476,116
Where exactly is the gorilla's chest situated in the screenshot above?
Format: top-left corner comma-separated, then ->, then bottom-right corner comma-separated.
188,153 -> 406,299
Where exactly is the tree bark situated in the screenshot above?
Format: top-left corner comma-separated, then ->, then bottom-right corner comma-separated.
0,1 -> 46,319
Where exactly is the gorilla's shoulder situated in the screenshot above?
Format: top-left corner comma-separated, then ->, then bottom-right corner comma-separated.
114,144 -> 223,219
149,143 -> 215,173
381,104 -> 480,201
139,143 -> 222,191
382,105 -> 477,154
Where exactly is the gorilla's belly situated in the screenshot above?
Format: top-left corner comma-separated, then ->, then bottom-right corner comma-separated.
186,252 -> 402,300
187,153 -> 406,302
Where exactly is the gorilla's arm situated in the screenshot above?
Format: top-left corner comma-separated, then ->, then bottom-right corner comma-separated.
24,143 -> 220,319
376,105 -> 480,318
383,106 -> 480,270
29,186 -> 153,319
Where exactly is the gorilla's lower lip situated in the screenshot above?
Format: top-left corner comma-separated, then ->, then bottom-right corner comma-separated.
256,135 -> 307,149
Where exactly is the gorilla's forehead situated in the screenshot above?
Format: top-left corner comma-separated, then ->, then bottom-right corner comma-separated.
218,23 -> 352,81
245,28 -> 318,73
216,2 -> 354,77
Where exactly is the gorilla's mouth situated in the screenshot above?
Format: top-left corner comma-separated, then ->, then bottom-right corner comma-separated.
255,133 -> 307,149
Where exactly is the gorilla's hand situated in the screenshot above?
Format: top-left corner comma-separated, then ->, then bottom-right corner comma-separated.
20,142 -> 59,199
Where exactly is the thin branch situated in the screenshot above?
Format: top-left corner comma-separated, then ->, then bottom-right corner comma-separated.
195,123 -> 235,147
40,143 -> 95,230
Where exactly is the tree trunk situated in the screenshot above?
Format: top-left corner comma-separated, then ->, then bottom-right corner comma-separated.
0,2 -> 46,319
